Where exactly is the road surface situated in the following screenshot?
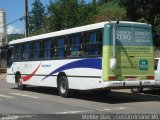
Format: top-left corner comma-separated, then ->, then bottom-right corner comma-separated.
0,73 -> 160,120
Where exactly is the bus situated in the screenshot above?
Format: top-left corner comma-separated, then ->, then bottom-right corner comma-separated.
7,21 -> 155,97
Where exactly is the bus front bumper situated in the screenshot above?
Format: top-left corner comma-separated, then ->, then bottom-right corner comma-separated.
103,80 -> 155,88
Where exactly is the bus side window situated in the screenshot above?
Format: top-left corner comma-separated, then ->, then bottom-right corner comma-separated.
15,44 -> 23,61
66,36 -> 71,57
96,30 -> 102,55
44,39 -> 53,59
84,30 -> 102,56
70,34 -> 82,57
24,43 -> 32,60
14,45 -> 18,61
52,40 -> 56,58
85,32 -> 96,56
90,32 -> 97,55
56,37 -> 65,58
33,41 -> 41,60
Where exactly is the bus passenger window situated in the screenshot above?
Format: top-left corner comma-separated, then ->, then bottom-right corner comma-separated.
44,39 -> 53,59
96,30 -> 102,55
65,36 -> 71,57
56,38 -> 65,58
15,44 -> 23,61
24,43 -> 31,60
71,34 -> 82,57
85,32 -> 97,55
85,30 -> 102,56
90,32 -> 97,55
33,41 -> 41,60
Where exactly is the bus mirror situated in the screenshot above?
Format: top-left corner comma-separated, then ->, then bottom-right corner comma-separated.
110,58 -> 117,70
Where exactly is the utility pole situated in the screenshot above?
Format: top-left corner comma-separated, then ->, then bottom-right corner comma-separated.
25,0 -> 29,37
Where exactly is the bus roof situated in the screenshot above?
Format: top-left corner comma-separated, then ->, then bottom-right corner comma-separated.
9,21 -> 149,45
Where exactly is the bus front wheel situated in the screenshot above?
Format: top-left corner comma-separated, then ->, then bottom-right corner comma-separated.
16,74 -> 26,90
58,76 -> 70,98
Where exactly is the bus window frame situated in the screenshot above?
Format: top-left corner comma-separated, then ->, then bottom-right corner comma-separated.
55,36 -> 66,58
83,29 -> 103,56
32,40 -> 42,60
68,33 -> 83,58
24,42 -> 32,61
44,38 -> 54,59
9,29 -> 103,62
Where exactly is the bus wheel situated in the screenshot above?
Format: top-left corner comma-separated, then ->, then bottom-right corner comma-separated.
58,76 -> 70,98
131,88 -> 143,94
17,74 -> 26,90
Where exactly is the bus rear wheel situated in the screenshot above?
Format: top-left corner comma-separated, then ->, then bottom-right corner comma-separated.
16,74 -> 26,90
58,76 -> 70,98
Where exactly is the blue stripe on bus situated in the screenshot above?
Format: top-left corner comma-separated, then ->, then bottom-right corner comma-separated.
42,58 -> 102,80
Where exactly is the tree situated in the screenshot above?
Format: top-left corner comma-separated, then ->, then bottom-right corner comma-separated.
94,1 -> 126,22
7,34 -> 24,42
119,0 -> 160,48
29,0 -> 45,35
47,0 -> 97,32
47,0 -> 64,31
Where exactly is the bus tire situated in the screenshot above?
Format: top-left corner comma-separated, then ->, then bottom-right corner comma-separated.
58,76 -> 70,98
16,74 -> 26,90
131,88 -> 143,94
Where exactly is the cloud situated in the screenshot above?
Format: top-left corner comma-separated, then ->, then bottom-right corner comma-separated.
7,25 -> 23,34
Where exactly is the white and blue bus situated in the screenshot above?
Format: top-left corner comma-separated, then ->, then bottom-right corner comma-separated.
7,21 -> 155,97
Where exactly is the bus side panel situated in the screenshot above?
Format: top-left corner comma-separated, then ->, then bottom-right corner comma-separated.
9,58 -> 103,90
7,63 -> 16,84
7,75 -> 15,84
66,68 -> 102,90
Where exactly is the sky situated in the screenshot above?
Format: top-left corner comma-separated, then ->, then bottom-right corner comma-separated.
0,0 -> 91,35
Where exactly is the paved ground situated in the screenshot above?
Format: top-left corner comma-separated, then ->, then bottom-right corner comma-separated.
0,73 -> 6,80
0,73 -> 160,120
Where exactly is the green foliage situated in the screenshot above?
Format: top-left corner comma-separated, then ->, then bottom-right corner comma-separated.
154,15 -> 160,35
47,0 -> 79,31
118,0 -> 141,21
7,34 -> 24,42
94,1 -> 126,22
153,14 -> 160,49
118,0 -> 160,49
46,0 -> 97,32
29,0 -> 45,35
29,0 -> 160,49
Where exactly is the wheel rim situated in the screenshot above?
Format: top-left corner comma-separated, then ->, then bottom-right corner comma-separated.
60,81 -> 67,94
